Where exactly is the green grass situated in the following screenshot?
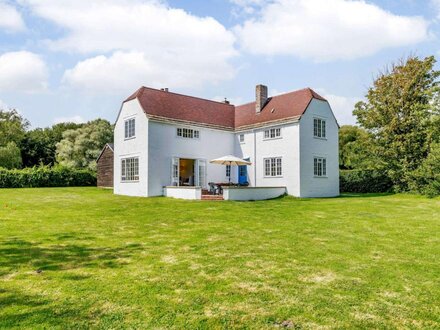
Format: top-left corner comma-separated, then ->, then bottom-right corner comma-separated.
0,188 -> 439,329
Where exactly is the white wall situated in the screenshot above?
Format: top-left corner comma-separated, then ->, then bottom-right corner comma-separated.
223,187 -> 286,201
147,121 -> 235,196
113,100 -> 149,197
299,99 -> 340,197
163,186 -> 202,200
235,122 -> 301,196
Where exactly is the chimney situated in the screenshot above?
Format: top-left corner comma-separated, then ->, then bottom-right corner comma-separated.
161,88 -> 169,92
256,84 -> 268,113
224,98 -> 230,104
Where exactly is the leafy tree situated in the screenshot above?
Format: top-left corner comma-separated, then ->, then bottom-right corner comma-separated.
0,109 -> 29,146
21,122 -> 84,167
353,56 -> 440,191
339,125 -> 373,169
56,119 -> 113,170
408,143 -> 440,197
0,142 -> 22,169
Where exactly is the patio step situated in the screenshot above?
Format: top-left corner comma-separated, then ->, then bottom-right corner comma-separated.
201,195 -> 224,201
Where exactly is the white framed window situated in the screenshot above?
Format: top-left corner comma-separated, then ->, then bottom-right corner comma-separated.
226,165 -> 231,177
264,157 -> 282,177
313,118 -> 326,138
124,118 -> 135,139
263,128 -> 281,140
314,157 -> 327,177
239,134 -> 245,143
177,127 -> 200,139
121,157 -> 139,182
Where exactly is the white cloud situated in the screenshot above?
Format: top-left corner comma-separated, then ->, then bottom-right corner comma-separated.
230,0 -> 268,16
0,1 -> 26,32
21,0 -> 237,92
235,0 -> 430,61
62,50 -> 235,92
432,0 -> 440,17
0,51 -> 48,93
53,115 -> 85,124
318,89 -> 360,125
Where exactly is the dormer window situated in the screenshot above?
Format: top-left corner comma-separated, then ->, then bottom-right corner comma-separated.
124,118 -> 135,139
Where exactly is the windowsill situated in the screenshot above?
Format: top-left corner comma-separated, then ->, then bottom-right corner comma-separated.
121,180 -> 140,183
124,137 -> 136,141
264,176 -> 283,178
313,176 -> 328,179
263,137 -> 282,141
313,136 -> 327,140
239,141 -> 245,144
176,136 -> 200,140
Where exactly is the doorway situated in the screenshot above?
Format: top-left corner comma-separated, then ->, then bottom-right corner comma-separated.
179,158 -> 195,186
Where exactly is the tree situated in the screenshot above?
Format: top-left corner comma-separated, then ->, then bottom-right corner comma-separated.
21,122 -> 84,167
0,142 -> 22,169
0,109 -> 29,146
409,143 -> 440,197
56,119 -> 113,170
353,56 -> 440,191
339,125 -> 373,169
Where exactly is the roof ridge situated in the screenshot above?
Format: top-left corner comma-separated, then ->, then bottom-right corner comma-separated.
139,86 -> 235,107
236,87 -> 317,107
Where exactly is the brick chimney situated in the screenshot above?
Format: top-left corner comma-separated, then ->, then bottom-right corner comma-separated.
256,84 -> 268,113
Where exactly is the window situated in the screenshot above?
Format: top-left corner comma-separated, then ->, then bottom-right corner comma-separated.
177,127 -> 200,139
313,118 -> 326,138
226,165 -> 231,177
121,157 -> 139,181
264,157 -> 282,177
314,157 -> 327,177
124,118 -> 135,139
239,134 -> 245,143
264,128 -> 281,140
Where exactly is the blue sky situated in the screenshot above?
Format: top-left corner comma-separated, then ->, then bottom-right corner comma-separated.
0,0 -> 439,128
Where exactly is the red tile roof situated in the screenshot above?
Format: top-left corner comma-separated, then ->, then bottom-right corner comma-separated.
124,86 -> 327,130
125,87 -> 235,129
235,88 -> 326,128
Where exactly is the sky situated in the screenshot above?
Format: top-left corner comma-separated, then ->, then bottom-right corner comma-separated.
0,0 -> 439,128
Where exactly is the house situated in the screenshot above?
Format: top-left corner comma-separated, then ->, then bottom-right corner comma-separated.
113,84 -> 339,199
97,143 -> 114,188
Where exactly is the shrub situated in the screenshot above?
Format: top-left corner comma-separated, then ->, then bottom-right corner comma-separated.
0,166 -> 96,188
0,142 -> 22,169
340,169 -> 393,193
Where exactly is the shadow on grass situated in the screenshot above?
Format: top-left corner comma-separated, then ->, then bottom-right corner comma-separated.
338,192 -> 395,198
0,237 -> 144,275
0,287 -> 93,328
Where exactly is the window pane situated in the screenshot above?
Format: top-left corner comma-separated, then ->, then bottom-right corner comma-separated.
265,159 -> 270,176
276,158 -> 282,176
323,159 -> 326,176
322,121 -> 326,138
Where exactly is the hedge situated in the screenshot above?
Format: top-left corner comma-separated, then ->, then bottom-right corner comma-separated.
340,169 -> 393,193
0,166 -> 96,188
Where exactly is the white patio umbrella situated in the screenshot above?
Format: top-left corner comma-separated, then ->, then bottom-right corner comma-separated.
210,155 -> 252,184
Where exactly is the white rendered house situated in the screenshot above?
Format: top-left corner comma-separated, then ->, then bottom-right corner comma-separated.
113,84 -> 339,199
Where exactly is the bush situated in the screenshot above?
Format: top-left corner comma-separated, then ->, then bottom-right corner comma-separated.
340,169 -> 393,193
0,166 -> 96,188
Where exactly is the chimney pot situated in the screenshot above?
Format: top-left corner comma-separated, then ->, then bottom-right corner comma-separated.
256,84 -> 268,113
224,98 -> 230,104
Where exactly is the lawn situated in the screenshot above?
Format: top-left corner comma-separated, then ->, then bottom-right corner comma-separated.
0,188 -> 439,329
